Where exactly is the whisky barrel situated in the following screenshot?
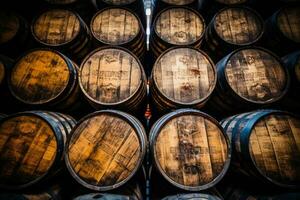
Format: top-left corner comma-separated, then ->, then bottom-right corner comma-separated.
281,51 -> 300,111
0,111 -> 76,189
264,6 -> 300,55
214,0 -> 252,5
65,110 -> 147,191
221,110 -> 300,188
73,193 -> 136,200
32,9 -> 91,61
79,46 -> 147,112
95,0 -> 144,13
8,49 -> 80,110
203,6 -> 264,60
150,7 -> 206,58
0,55 -> 13,88
162,193 -> 222,200
150,47 -> 216,113
209,47 -> 289,113
90,7 -> 145,59
149,109 -> 231,191
43,0 -> 80,5
0,10 -> 28,57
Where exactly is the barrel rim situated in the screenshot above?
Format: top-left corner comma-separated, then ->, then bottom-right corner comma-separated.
151,46 -> 217,106
64,109 -> 147,191
212,6 -> 264,46
222,46 -> 290,105
0,111 -> 64,190
160,0 -> 196,6
150,108 -> 231,191
153,6 -> 206,46
8,48 -> 74,105
79,45 -> 145,106
90,7 -> 142,46
31,8 -> 82,47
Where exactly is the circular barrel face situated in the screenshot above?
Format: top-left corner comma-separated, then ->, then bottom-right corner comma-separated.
91,8 -> 140,45
155,8 -> 205,45
153,48 -> 216,105
224,48 -> 287,103
249,114 -> 300,186
0,115 -> 58,187
10,50 -> 70,104
277,7 -> 300,43
32,9 -> 80,46
0,61 -> 5,85
162,193 -> 221,200
214,7 -> 263,45
66,112 -> 143,190
79,48 -> 142,105
44,0 -> 78,4
153,112 -> 229,189
161,0 -> 195,6
101,0 -> 136,5
0,11 -> 20,45
215,0 -> 247,4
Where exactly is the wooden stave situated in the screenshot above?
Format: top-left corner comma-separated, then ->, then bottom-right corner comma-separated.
161,193 -> 222,200
210,47 -> 290,112
149,108 -> 231,191
79,46 -> 147,112
64,109 -> 147,191
0,111 -> 71,190
222,110 -> 300,188
150,46 -> 217,113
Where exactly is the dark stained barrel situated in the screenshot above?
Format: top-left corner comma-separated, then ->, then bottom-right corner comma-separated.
214,0 -> 251,5
0,55 -> 13,88
90,8 -> 146,59
0,111 -> 76,189
203,6 -> 264,60
79,46 -> 147,112
65,110 -> 147,191
151,7 -> 206,58
264,6 -> 300,55
209,47 -> 289,114
150,109 -> 231,191
150,47 -> 216,113
8,49 -> 80,110
162,193 -> 222,200
32,9 -> 91,61
43,0 -> 80,5
221,110 -> 300,188
73,193 -> 136,200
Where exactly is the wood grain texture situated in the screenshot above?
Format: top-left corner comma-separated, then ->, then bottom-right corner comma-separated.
225,49 -> 287,102
33,9 -> 80,45
161,0 -> 194,6
0,115 -> 57,186
214,7 -> 263,44
277,7 -> 300,43
10,50 -> 70,104
0,11 -> 20,44
74,193 -> 135,200
215,0 -> 247,4
153,48 -> 216,104
249,114 -> 300,185
79,48 -> 142,104
101,0 -> 136,5
154,114 -> 228,187
67,113 -> 142,187
155,8 -> 204,45
91,8 -> 140,45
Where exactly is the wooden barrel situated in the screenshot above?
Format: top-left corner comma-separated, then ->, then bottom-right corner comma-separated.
8,49 -> 80,110
43,0 -> 80,5
79,46 -> 147,112
150,47 -> 216,113
65,110 -> 147,191
221,110 -> 300,188
281,51 -> 300,111
264,6 -> 300,56
149,109 -> 231,191
90,7 -> 146,59
203,6 -> 264,60
0,111 -> 76,189
0,55 -> 13,88
95,0 -> 144,14
209,47 -> 289,114
32,9 -> 91,61
150,7 -> 206,58
0,10 -> 28,57
162,193 -> 222,200
73,193 -> 136,200
214,0 -> 252,5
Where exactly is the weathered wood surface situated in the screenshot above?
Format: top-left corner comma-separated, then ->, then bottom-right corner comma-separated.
152,47 -> 216,104
79,48 -> 143,104
32,9 -> 80,45
154,8 -> 205,45
277,7 -> 300,43
73,193 -> 135,200
214,7 -> 263,45
91,8 -> 140,45
224,48 -> 287,102
162,193 -> 221,200
0,11 -> 20,45
10,50 -> 71,104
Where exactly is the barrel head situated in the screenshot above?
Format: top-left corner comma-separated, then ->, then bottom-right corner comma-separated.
0,11 -> 20,45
